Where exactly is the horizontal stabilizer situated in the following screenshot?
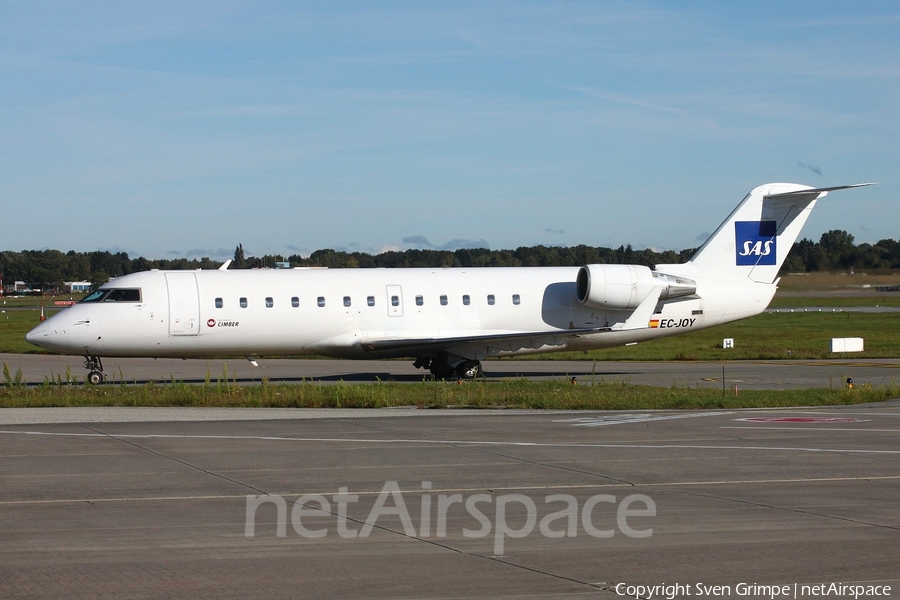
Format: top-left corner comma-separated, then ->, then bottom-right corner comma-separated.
765,183 -> 875,198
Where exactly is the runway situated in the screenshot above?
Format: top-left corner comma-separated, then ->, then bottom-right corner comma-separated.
1,404 -> 898,598
3,353 -> 900,389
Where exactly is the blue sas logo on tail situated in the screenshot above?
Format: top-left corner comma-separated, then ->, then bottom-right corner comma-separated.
735,221 -> 777,266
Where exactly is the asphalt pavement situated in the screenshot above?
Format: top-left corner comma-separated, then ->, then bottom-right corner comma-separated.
1,404 -> 898,598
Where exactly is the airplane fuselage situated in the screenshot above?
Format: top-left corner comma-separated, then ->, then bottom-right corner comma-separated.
27,266 -> 773,361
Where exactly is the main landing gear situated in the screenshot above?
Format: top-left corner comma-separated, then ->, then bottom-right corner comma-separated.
83,355 -> 105,385
414,353 -> 483,380
455,360 -> 482,379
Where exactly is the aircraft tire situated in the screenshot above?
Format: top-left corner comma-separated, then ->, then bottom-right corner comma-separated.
456,360 -> 482,379
87,371 -> 104,385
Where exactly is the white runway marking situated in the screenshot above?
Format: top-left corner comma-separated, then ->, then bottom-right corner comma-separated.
4,477 -> 900,507
553,411 -> 732,426
1,429 -> 898,454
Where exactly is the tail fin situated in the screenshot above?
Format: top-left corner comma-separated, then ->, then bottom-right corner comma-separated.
680,183 -> 872,283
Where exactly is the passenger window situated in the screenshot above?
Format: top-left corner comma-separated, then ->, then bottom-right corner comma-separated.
462,295 -> 470,306
512,294 -> 521,305
266,297 -> 274,308
391,296 -> 399,307
343,296 -> 351,307
215,298 -> 223,309
415,295 -> 423,306
487,294 -> 495,305
317,297 -> 326,308
291,297 -> 300,308
240,297 -> 248,308
367,296 -> 375,307
440,295 -> 448,306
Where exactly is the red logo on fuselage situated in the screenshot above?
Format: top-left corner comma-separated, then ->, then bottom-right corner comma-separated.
207,319 -> 216,328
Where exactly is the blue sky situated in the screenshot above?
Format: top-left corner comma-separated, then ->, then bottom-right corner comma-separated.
1,1 -> 896,259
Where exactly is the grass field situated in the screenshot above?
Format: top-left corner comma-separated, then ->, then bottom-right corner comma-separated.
553,311 -> 900,360
769,295 -> 900,307
0,309 -> 54,354
1,375 -> 897,410
776,271 -> 900,291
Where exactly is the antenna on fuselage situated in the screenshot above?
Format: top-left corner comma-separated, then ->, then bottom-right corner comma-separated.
219,259 -> 232,271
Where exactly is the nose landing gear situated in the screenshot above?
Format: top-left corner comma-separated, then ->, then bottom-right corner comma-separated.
83,355 -> 105,385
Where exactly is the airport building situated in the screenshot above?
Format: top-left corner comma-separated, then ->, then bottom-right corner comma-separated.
65,281 -> 92,292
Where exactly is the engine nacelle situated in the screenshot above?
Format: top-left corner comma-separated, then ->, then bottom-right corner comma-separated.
576,264 -> 697,310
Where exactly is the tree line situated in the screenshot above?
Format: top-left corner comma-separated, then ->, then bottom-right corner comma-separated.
2,230 -> 899,291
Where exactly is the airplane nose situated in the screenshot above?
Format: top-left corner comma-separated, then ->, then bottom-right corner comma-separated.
25,325 -> 48,348
25,312 -> 96,353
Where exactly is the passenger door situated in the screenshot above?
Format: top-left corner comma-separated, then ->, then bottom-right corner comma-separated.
166,272 -> 200,336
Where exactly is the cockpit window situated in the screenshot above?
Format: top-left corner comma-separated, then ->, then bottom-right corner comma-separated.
105,289 -> 141,302
80,290 -> 107,303
79,288 -> 142,303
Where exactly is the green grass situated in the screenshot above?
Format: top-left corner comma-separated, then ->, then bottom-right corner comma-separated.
0,308 -> 56,353
1,375 -> 897,410
517,311 -> 900,361
777,272 -> 900,291
769,295 -> 900,307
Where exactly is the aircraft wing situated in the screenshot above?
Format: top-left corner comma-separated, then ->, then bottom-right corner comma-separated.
359,327 -> 610,354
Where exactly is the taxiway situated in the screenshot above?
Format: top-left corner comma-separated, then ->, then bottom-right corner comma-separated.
1,403 -> 898,598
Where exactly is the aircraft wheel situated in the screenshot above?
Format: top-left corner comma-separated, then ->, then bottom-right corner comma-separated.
456,360 -> 482,380
87,371 -> 105,385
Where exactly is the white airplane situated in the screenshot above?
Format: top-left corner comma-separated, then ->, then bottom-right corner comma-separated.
26,183 -> 871,384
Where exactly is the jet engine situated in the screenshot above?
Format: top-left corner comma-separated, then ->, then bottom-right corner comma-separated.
576,264 -> 696,310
